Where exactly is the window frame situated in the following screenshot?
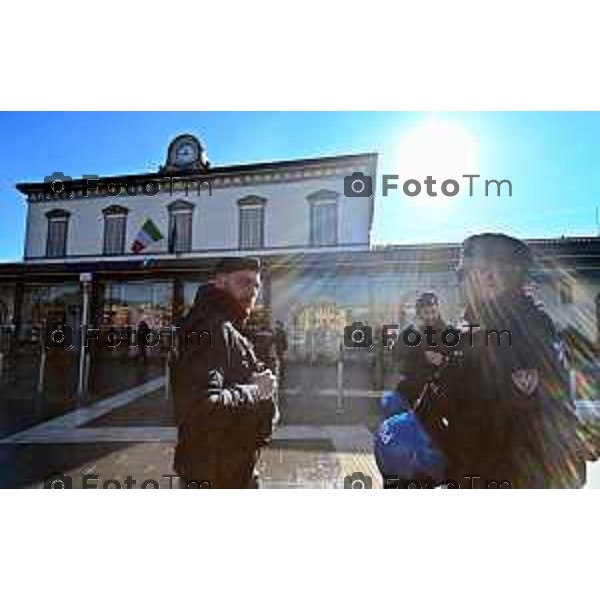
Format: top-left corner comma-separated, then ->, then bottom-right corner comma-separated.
45,209 -> 70,258
102,205 -> 129,256
237,195 -> 267,250
307,190 -> 339,247
168,200 -> 195,254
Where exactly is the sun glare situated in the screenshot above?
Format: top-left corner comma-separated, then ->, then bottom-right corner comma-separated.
396,116 -> 479,206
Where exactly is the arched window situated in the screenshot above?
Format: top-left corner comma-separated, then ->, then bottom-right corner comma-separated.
102,205 -> 129,255
168,200 -> 194,253
45,209 -> 70,257
238,195 -> 266,249
307,190 -> 339,247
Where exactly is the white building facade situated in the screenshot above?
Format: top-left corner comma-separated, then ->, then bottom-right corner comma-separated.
21,134 -> 377,262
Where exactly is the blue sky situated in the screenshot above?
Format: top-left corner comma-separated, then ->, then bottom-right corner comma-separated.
1,111 -> 599,262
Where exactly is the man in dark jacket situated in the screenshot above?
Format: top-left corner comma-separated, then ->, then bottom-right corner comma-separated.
426,233 -> 591,488
137,320 -> 150,364
394,292 -> 449,407
169,256 -> 279,488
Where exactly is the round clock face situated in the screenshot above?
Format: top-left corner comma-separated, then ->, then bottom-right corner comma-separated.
174,141 -> 198,166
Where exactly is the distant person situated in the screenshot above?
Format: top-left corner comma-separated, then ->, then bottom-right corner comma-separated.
394,292 -> 449,407
372,323 -> 386,390
137,320 -> 150,364
315,323 -> 327,365
273,320 -> 288,382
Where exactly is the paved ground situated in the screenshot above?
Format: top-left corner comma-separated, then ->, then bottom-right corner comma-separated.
0,360 -> 383,488
0,351 -> 164,436
1,360 -> 599,489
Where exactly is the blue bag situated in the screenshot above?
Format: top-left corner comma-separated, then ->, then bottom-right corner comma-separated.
374,411 -> 447,482
379,390 -> 410,419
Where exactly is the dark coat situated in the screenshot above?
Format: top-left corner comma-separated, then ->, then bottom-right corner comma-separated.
169,283 -> 277,488
433,292 -> 587,488
394,318 -> 448,405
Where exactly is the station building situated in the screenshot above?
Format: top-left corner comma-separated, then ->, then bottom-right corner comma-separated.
0,134 -> 599,364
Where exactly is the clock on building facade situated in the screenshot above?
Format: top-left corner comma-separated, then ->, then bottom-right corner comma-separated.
163,134 -> 210,173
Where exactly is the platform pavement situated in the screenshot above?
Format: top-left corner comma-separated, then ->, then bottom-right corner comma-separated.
1,361 -> 599,489
0,361 -> 384,488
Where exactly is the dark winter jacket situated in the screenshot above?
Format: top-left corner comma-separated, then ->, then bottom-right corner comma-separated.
170,283 -> 277,488
433,292 -> 588,488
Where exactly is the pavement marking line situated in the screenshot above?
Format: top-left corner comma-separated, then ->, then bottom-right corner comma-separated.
0,427 -> 176,444
283,389 -> 381,398
0,422 -> 372,447
0,376 -> 165,444
0,425 -> 344,444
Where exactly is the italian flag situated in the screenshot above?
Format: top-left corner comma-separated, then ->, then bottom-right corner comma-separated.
131,218 -> 164,254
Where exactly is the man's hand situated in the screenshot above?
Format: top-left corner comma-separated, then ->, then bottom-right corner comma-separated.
251,369 -> 278,401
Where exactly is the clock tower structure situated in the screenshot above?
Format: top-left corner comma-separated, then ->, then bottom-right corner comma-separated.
162,134 -> 210,174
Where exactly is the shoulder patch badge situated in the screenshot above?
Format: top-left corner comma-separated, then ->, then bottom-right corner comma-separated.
512,368 -> 539,396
